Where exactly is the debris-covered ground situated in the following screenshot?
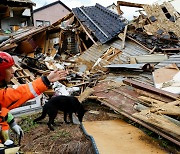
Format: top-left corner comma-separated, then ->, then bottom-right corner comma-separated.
10,100 -> 180,154
15,100 -> 118,153
1,0 -> 180,153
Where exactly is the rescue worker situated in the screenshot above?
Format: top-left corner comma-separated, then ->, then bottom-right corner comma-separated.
0,51 -> 68,147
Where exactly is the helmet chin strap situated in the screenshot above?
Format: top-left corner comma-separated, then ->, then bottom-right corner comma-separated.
0,80 -> 7,88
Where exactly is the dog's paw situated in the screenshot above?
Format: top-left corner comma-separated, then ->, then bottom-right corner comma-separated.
50,128 -> 54,131
48,126 -> 54,131
33,120 -> 38,124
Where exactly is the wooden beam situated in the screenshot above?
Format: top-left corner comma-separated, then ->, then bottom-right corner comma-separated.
58,30 -> 63,53
123,79 -> 179,100
52,12 -> 74,27
0,43 -> 17,51
79,23 -> 98,45
121,25 -> 128,49
117,1 -> 144,15
76,31 -> 82,53
127,36 -> 153,53
138,96 -> 166,107
80,37 -> 88,50
117,1 -> 144,8
133,111 -> 180,136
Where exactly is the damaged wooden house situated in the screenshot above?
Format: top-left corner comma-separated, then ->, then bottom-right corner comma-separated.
0,0 -> 35,33
0,0 -> 179,148
62,1 -> 180,146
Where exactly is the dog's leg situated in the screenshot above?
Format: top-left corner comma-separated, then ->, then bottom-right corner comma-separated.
64,112 -> 70,124
47,111 -> 57,131
69,113 -> 73,123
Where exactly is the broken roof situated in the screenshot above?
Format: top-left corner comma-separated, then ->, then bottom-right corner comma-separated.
5,0 -> 35,5
77,38 -> 150,66
72,3 -> 126,44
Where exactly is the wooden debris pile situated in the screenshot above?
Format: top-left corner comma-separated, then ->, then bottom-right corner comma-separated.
126,1 -> 180,52
0,0 -> 179,146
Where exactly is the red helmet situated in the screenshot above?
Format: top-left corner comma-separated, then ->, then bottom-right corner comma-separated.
0,51 -> 15,81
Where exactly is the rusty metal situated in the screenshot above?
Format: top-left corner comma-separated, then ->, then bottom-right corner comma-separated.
123,79 -> 179,100
99,99 -> 180,146
93,81 -> 180,146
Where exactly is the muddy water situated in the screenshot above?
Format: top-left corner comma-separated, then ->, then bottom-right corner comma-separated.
83,119 -> 166,154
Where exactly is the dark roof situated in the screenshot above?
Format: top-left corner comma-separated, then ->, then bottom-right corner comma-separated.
33,0 -> 71,13
7,0 -> 35,4
72,3 -> 126,44
2,0 -> 36,6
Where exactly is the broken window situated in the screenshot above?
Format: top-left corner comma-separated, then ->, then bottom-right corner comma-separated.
44,21 -> 50,26
161,6 -> 175,22
36,20 -> 50,27
36,20 -> 43,27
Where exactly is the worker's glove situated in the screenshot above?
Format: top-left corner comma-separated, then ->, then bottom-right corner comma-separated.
8,112 -> 24,137
4,139 -> 14,148
11,124 -> 24,137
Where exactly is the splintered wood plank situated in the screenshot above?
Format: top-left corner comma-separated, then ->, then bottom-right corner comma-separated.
123,79 -> 179,100
135,89 -> 174,103
133,111 -> 180,137
11,78 -> 20,86
150,100 -> 180,116
121,25 -> 128,49
78,87 -> 94,103
138,96 -> 166,107
24,69 -> 35,80
13,64 -> 32,83
83,120 -> 166,154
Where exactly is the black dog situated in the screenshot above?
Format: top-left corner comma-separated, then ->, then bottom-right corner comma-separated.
33,95 -> 86,131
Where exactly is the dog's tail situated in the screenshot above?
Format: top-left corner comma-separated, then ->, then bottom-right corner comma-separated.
33,105 -> 48,122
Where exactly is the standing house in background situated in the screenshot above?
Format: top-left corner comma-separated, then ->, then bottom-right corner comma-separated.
107,3 -> 119,14
33,0 -> 71,27
0,0 -> 35,32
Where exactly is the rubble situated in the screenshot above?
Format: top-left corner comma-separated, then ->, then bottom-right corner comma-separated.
0,0 -> 180,147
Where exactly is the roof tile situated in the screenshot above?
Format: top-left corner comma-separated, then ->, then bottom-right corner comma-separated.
72,3 -> 126,44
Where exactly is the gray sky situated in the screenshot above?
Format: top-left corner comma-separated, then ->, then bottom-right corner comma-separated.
32,0 -> 180,20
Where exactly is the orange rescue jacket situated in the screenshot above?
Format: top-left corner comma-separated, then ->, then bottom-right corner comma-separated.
0,77 -> 49,130
0,108 -> 9,131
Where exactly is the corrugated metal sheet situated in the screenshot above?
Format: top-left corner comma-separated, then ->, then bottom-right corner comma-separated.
93,81 -> 139,114
72,3 -> 126,44
77,39 -> 150,64
155,54 -> 180,69
76,38 -> 154,85
92,81 -> 180,146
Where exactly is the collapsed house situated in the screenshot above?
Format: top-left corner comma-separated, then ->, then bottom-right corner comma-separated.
0,0 -> 179,147
0,0 -> 35,32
